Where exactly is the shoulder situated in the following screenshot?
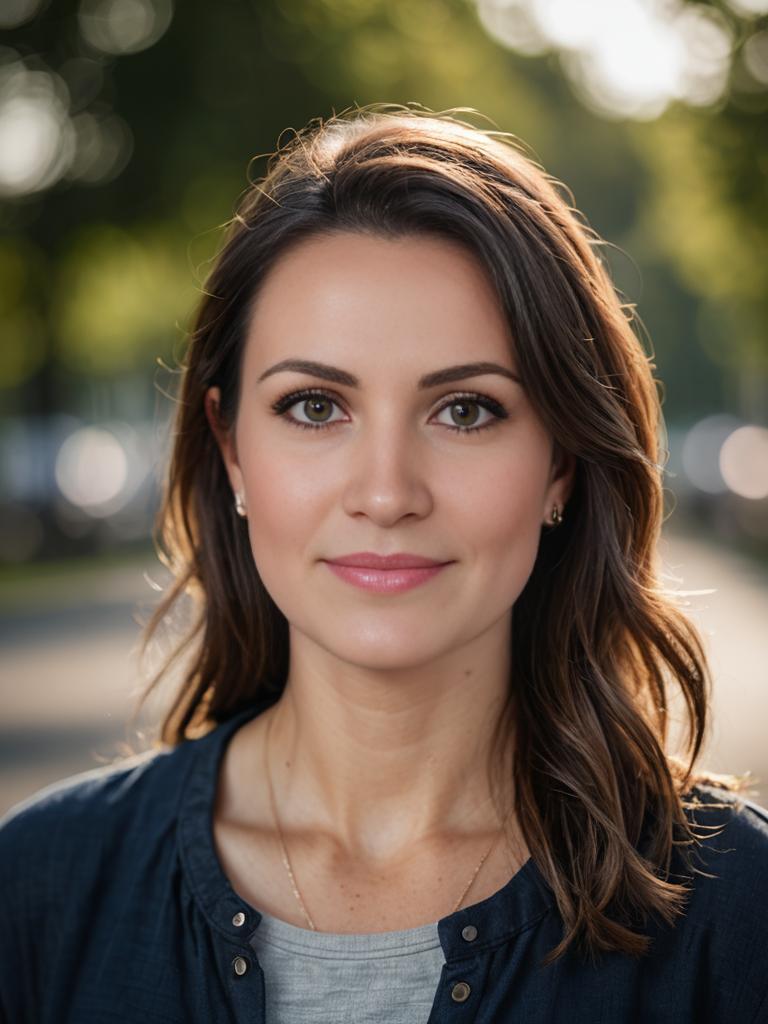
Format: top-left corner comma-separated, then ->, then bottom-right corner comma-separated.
659,784 -> 768,1019
0,737 -> 199,909
0,706 -> 264,905
676,782 -> 768,927
683,782 -> 768,861
1,739 -> 193,834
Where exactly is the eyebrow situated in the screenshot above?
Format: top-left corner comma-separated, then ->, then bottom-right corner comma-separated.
256,359 -> 521,389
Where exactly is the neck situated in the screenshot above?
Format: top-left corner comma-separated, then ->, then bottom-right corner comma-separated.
264,620 -> 516,864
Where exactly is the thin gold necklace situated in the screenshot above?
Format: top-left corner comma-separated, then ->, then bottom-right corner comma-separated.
263,712 -> 504,931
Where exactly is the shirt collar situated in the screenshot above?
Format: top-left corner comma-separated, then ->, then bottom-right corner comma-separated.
178,700 -> 275,941
177,699 -> 556,958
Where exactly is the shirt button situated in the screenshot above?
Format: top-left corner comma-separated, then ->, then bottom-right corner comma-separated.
232,955 -> 249,977
451,981 -> 471,1003
461,924 -> 478,942
232,911 -> 246,927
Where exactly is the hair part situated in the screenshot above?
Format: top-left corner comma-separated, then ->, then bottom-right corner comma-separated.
137,102 -> 753,967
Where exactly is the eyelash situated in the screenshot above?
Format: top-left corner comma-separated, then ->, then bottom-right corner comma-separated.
269,387 -> 509,434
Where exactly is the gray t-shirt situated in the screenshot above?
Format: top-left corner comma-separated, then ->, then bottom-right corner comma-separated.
249,910 -> 446,1023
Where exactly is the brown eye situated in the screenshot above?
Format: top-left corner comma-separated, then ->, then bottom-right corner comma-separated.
270,388 -> 347,430
434,395 -> 503,434
272,388 -> 507,434
303,397 -> 334,423
448,400 -> 482,429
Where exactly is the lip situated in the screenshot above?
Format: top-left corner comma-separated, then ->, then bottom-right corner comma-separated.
323,561 -> 451,594
321,552 -> 454,594
324,552 -> 450,569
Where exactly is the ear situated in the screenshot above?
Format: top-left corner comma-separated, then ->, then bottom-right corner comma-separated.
544,442 -> 576,524
204,386 -> 244,497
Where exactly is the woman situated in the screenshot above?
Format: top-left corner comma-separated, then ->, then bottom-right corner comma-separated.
1,103 -> 767,1024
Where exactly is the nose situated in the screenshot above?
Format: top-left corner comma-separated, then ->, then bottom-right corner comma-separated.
340,415 -> 434,526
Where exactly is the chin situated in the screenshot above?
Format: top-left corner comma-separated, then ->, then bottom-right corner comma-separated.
300,623 -> 458,671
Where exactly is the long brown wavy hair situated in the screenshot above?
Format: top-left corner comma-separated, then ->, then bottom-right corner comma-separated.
138,102 -> 752,966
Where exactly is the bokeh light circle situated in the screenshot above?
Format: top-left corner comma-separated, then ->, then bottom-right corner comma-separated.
719,425 -> 768,500
78,0 -> 174,56
55,426 -> 129,515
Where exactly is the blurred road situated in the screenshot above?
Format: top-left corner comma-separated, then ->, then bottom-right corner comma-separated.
1,527 -> 766,818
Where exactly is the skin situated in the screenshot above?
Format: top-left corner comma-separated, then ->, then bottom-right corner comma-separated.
205,231 -> 575,931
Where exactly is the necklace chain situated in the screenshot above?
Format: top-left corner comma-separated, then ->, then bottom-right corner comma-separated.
263,713 -> 505,931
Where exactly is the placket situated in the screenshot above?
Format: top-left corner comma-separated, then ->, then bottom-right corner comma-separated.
211,898 -> 268,1023
427,915 -> 494,1023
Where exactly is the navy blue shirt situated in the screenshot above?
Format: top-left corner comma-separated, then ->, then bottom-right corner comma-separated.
2,701 -> 768,1023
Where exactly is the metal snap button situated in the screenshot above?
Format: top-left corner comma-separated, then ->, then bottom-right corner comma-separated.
232,955 -> 249,977
461,924 -> 478,942
232,911 -> 246,927
451,981 -> 471,1003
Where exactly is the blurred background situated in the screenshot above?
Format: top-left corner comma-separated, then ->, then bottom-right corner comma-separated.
1,0 -> 766,816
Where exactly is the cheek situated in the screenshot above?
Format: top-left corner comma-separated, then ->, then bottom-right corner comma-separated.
240,444 -> 318,539
445,436 -> 550,532
441,443 -> 550,597
236,442 -> 329,618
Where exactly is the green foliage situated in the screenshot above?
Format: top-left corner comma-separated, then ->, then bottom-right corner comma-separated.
631,107 -> 768,371
53,222 -> 197,375
1,0 -> 765,421
0,239 -> 47,390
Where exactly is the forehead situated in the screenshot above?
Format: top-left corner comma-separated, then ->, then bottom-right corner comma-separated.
242,231 -> 517,375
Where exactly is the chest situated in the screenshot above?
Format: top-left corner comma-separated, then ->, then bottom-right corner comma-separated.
211,814 -> 526,932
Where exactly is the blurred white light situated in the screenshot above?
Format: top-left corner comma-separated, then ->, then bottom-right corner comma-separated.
744,31 -> 768,85
719,425 -> 768,500
726,0 -> 768,16
476,0 -> 734,120
531,0 -> 609,49
55,426 -> 129,516
681,414 -> 742,494
476,0 -> 550,56
0,0 -> 48,29
0,64 -> 76,196
586,2 -> 679,117
67,110 -> 134,184
78,0 -> 174,56
674,5 -> 733,107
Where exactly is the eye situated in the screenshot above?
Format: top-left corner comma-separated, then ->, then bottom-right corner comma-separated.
270,388 -> 346,429
270,388 -> 509,434
434,395 -> 503,433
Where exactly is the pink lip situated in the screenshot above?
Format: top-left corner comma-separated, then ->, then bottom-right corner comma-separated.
322,553 -> 454,594
323,561 -> 450,593
324,552 -> 449,569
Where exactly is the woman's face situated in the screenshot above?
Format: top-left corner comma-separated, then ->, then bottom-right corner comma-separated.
206,231 -> 573,672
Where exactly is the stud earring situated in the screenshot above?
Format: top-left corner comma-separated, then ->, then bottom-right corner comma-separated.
234,491 -> 247,517
550,504 -> 563,526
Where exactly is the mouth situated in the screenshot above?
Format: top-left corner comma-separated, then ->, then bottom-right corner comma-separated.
324,552 -> 451,570
321,560 -> 452,594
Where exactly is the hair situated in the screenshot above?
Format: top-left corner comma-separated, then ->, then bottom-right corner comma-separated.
138,102 -> 753,967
